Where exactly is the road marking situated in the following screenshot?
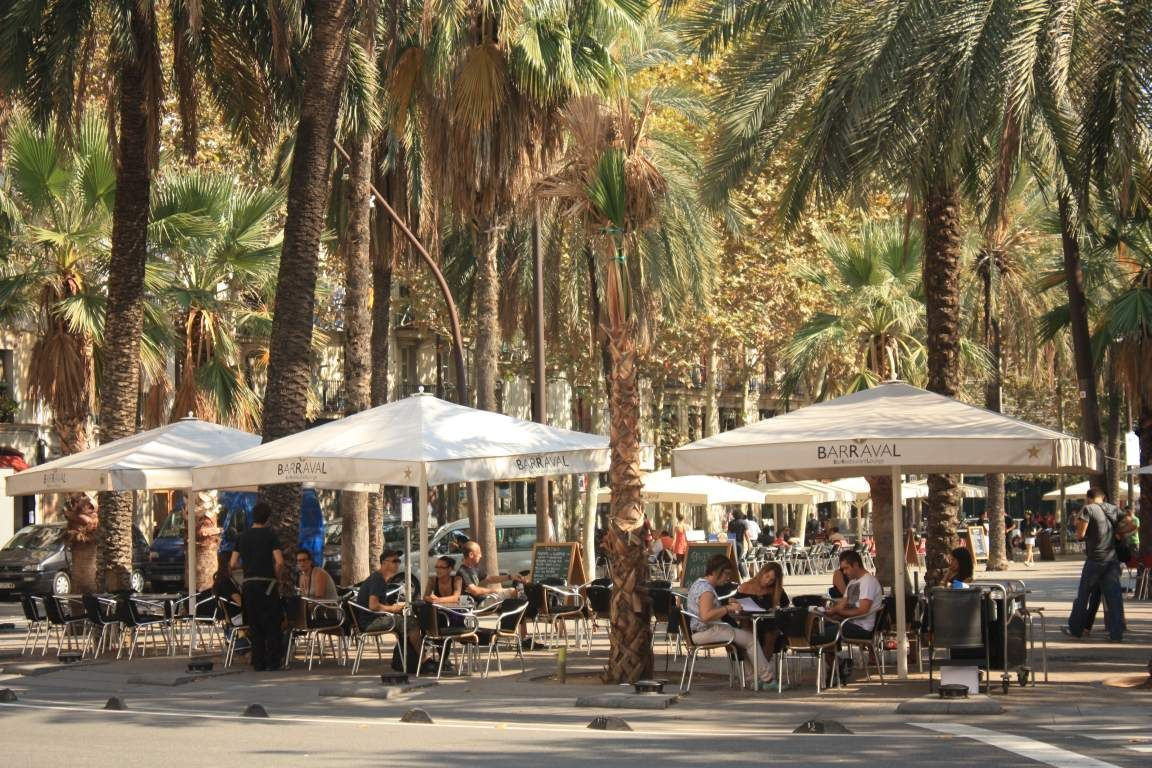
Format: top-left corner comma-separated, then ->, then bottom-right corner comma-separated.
912,723 -> 1122,768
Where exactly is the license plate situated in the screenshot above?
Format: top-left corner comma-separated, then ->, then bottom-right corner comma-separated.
0,582 -> 15,589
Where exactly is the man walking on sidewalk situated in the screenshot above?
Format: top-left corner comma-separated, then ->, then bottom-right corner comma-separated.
1064,488 -> 1134,642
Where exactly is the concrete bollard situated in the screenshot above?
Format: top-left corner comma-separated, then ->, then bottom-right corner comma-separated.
103,697 -> 126,710
588,716 -> 632,731
400,708 -> 434,724
243,704 -> 269,718
0,689 -> 17,702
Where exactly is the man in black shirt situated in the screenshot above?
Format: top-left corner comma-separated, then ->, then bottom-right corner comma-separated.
230,502 -> 285,671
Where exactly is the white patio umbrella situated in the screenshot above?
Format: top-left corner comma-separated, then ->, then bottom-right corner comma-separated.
671,381 -> 1101,678
192,392 -> 610,588
3,417 -> 261,602
5,417 -> 259,495
1042,480 -> 1140,501
594,469 -> 766,506
905,478 -> 988,499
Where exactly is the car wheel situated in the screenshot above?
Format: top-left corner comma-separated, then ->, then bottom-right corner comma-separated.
52,571 -> 72,596
130,570 -> 145,593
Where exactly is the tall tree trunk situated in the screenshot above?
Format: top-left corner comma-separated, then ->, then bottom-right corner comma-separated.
1104,353 -> 1122,504
64,494 -> 99,593
338,102 -> 374,586
1057,189 -> 1102,448
981,246 -> 1008,571
1138,406 -> 1151,556
703,340 -> 720,437
922,185 -> 963,586
259,0 -> 355,568
193,490 -> 219,590
867,475 -> 894,589
471,222 -> 502,572
604,316 -> 652,683
97,4 -> 154,592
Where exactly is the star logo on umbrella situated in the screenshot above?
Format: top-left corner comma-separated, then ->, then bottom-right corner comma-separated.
1026,445 -> 1041,459
403,466 -> 413,481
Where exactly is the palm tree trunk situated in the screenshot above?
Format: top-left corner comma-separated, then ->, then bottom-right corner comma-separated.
65,495 -> 99,593
193,490 -> 219,590
96,3 -> 155,592
259,0 -> 355,566
472,222 -> 502,572
338,113 -> 374,586
1057,189 -> 1102,448
604,317 -> 653,683
922,185 -> 963,585
867,474 -> 894,589
981,248 -> 1008,571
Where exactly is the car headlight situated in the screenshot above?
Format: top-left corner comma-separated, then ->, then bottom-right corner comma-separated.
22,565 -> 38,572
148,552 -> 159,562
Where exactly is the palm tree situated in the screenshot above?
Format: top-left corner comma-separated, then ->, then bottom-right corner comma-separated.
781,220 -> 924,588
149,171 -> 282,430
0,114 -> 113,458
539,90 -> 716,682
686,0 -> 1052,583
394,0 -> 641,570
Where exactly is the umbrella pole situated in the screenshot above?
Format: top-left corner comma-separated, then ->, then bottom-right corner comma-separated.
892,466 -> 908,679
187,496 -> 198,654
402,519 -> 411,674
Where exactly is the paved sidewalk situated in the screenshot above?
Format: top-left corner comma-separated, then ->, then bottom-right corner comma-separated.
0,556 -> 1148,735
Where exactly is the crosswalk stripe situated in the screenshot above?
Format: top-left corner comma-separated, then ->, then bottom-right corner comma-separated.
912,723 -> 1121,768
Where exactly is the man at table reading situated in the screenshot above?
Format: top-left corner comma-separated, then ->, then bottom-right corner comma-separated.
815,549 -> 883,684
229,502 -> 284,672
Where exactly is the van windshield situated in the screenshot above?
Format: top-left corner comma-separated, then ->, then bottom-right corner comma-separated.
155,510 -> 187,538
4,525 -> 64,552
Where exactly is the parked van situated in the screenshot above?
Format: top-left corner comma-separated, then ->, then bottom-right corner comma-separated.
0,522 -> 150,598
145,490 -> 324,590
411,514 -> 539,578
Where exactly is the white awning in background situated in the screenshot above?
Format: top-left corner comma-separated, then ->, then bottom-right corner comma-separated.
595,469 -> 765,506
1042,480 -> 1140,501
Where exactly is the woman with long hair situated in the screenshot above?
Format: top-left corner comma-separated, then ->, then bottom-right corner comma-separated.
737,562 -> 790,659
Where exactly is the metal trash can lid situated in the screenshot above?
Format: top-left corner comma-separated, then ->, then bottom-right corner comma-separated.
939,683 -> 969,699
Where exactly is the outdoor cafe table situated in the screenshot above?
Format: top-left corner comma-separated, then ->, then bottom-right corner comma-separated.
739,608 -> 777,690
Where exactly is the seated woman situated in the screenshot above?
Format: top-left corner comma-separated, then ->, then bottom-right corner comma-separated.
945,546 -> 974,588
297,549 -> 338,600
686,554 -> 774,688
425,556 -> 464,604
736,562 -> 790,656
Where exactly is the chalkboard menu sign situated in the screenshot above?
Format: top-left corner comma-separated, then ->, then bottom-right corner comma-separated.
530,542 -> 586,584
680,541 -> 736,587
967,526 -> 989,562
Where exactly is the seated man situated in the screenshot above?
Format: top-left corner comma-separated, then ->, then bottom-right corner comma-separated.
457,542 -> 523,602
356,549 -> 422,670
827,526 -> 846,545
458,541 -> 536,648
815,549 -> 883,685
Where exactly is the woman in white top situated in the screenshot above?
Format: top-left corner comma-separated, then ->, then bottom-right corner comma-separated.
685,553 -> 774,688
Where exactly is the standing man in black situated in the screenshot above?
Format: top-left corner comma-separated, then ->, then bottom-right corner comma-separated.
230,502 -> 285,671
